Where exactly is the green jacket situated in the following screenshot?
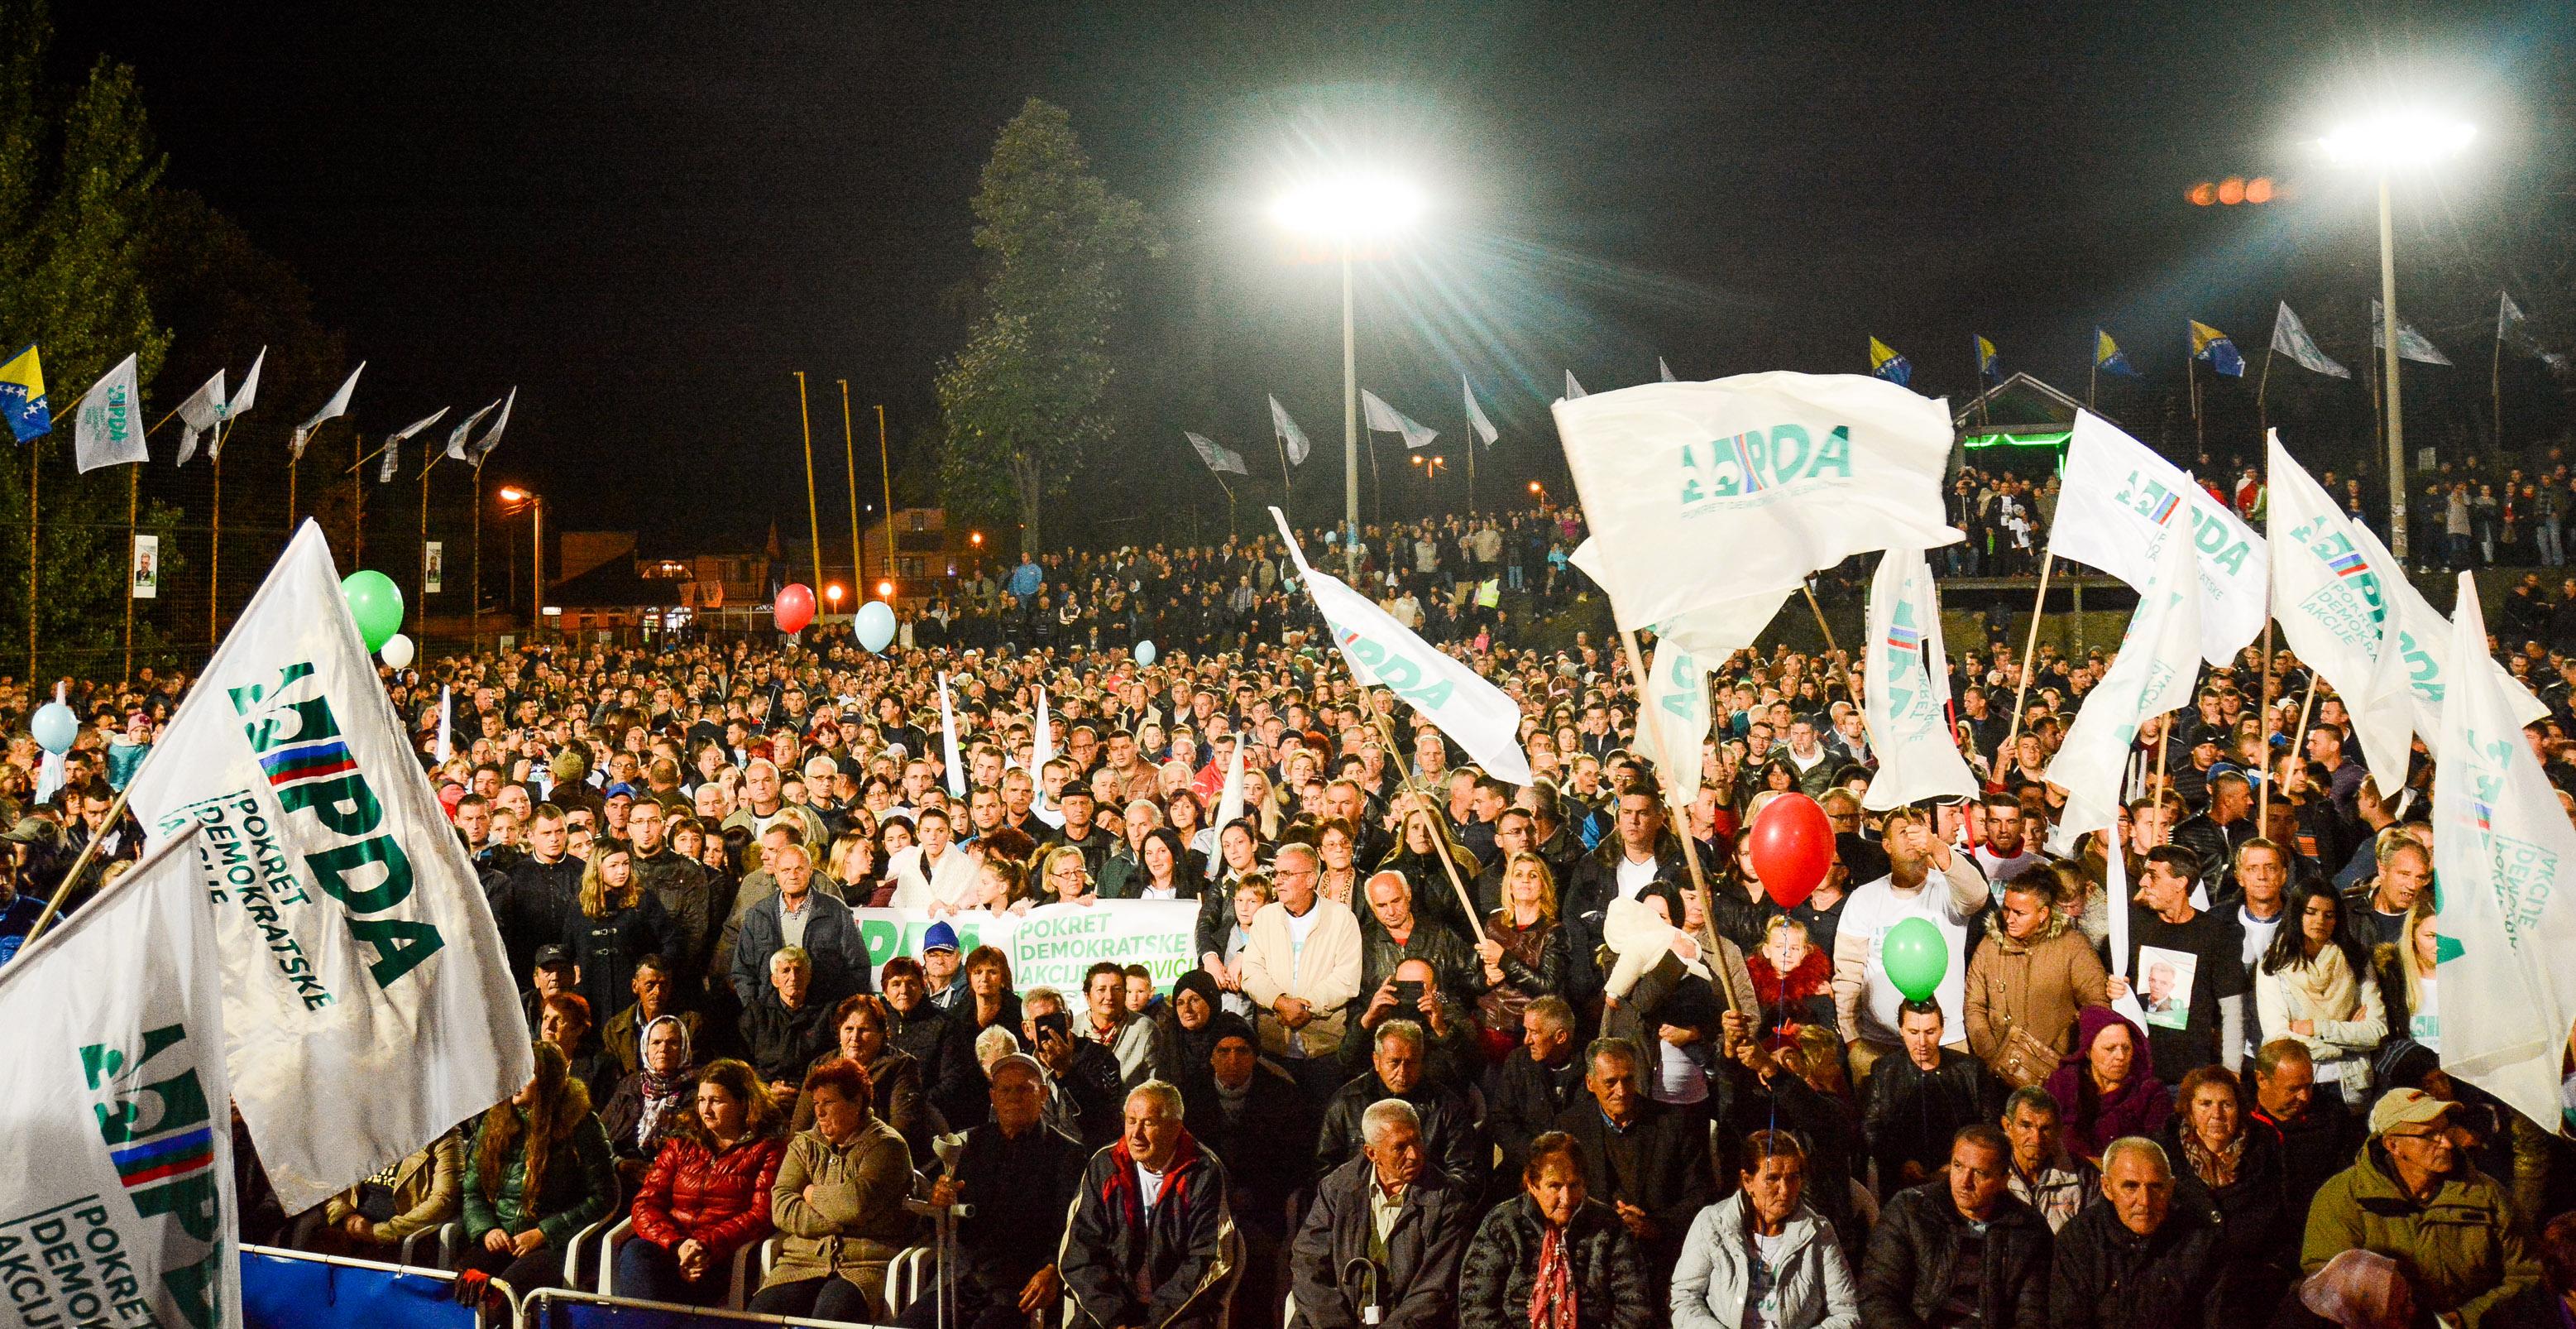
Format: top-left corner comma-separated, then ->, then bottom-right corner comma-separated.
2301,1141 -> 2538,1329
463,1111 -> 618,1250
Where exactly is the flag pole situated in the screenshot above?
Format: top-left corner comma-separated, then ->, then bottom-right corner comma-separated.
352,432 -> 365,569
2188,351 -> 2203,455
418,450 -> 440,619
2255,343 -> 2275,442
2257,613 -> 2278,826
122,467 -> 136,682
25,438 -> 36,683
1799,582 -> 1841,655
209,428 -> 223,649
1276,425 -> 1293,514
2492,304 -> 2506,455
1614,625 -> 1744,1017
794,372 -> 822,597
839,380 -> 862,595
874,405 -> 893,570
2000,550 -> 2054,777
20,778 -> 139,948
472,459 -> 484,654
1465,433 -> 1475,515
2088,353 -> 2099,412
1358,703 -> 1487,947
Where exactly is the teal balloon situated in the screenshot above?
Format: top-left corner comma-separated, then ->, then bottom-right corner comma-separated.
855,600 -> 897,652
1133,641 -> 1156,666
342,570 -> 405,652
1881,916 -> 1948,1004
30,702 -> 75,755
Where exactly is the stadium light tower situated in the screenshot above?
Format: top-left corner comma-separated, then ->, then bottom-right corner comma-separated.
2322,110 -> 2473,561
1269,173 -> 1426,578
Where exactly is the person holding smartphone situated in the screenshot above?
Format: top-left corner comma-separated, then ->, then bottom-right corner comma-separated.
1022,986 -> 1126,1149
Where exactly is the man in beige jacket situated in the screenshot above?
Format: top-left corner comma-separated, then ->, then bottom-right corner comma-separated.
1239,843 -> 1362,1100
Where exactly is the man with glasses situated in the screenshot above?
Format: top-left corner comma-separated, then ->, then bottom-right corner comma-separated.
2303,1088 -> 2539,1329
1241,844 -> 1363,1104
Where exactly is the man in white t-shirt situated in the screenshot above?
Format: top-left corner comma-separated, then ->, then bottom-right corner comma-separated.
1831,804 -> 1991,1083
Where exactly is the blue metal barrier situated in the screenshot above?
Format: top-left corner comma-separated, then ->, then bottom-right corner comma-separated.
524,1287 -> 866,1329
242,1244 -> 515,1329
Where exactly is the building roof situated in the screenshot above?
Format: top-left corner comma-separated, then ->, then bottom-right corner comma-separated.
1950,371 -> 2116,434
548,554 -> 682,610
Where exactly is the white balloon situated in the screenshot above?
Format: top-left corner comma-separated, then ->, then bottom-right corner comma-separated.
1133,640 -> 1157,666
855,600 -> 897,653
380,632 -> 416,669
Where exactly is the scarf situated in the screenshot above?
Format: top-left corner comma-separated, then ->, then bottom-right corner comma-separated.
634,1015 -> 694,1148
2277,943 -> 2359,1025
1529,1217 -> 1578,1329
2181,1126 -> 2244,1188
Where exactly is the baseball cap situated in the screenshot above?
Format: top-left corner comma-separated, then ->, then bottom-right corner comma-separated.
534,943 -> 574,969
2368,1087 -> 2455,1135
922,920 -> 960,955
603,782 -> 639,799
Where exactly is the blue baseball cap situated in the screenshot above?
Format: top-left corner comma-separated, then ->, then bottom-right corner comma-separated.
922,920 -> 960,955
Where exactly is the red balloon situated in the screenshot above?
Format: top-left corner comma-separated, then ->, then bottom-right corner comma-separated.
775,583 -> 816,634
1748,793 -> 1834,909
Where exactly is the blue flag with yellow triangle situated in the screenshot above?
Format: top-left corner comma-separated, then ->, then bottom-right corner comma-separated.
2094,328 -> 2139,377
1975,335 -> 2000,381
0,344 -> 50,441
2189,320 -> 2246,377
1868,336 -> 1912,386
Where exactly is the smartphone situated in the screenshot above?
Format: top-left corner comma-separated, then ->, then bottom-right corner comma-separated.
1033,1010 -> 1072,1043
1392,979 -> 1427,1009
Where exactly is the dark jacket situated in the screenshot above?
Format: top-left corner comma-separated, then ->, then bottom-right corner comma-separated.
628,848 -> 714,978
462,1107 -> 618,1250
2047,1197 -> 2227,1329
1290,1159 -> 1477,1329
562,896 -> 680,1031
945,1118 -> 1088,1300
1859,1182 -> 2053,1329
1061,1132 -> 1234,1329
1317,1075 -> 1486,1192
1483,1050 -> 1587,1180
495,856 -> 585,986
1549,1096 -> 1713,1264
1184,1059 -> 1315,1235
2162,1116 -> 2295,1283
739,991 -> 836,1086
2248,1099 -> 2362,1222
1861,1048 -> 2009,1187
727,889 -> 870,1007
1456,1196 -> 1654,1329
887,996 -> 984,1129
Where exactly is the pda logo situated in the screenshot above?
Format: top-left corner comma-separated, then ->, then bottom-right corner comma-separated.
1677,423 -> 1854,511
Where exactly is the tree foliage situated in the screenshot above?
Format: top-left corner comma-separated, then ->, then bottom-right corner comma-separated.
936,98 -> 1161,557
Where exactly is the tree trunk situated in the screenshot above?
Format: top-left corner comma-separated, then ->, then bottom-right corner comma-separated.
1010,452 -> 1043,559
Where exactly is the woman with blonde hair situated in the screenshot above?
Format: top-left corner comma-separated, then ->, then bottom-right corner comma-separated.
563,844 -> 677,1037
460,1041 -> 617,1290
1477,851 -> 1568,1030
1033,843 -> 1095,905
2374,893 -> 2440,1054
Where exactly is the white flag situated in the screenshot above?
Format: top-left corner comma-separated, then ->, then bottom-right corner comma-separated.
73,352 -> 146,472
2101,832 -> 2152,1027
1185,430 -> 1248,477
1658,357 -> 1677,383
436,685 -> 452,765
223,346 -> 266,420
382,405 -> 448,483
1211,736 -> 1247,833
1032,686 -> 1056,814
1269,395 -> 1311,466
387,405 -> 448,447
2049,410 -> 2268,665
1360,390 -> 1439,449
1552,372 -> 1960,634
2266,432 -> 2415,794
125,521 -> 533,1212
1637,637 -> 1712,800
1569,536 -> 1786,659
290,361 -> 365,462
2269,302 -> 2350,380
171,368 -> 224,468
444,397 -> 500,463
1861,546 -> 1975,810
1462,376 -> 1497,446
1563,369 -> 1587,399
938,673 -> 965,796
2045,526 -> 2201,848
2370,300 -> 2454,366
2345,519 -> 2548,741
1272,506 -> 1531,784
472,386 -> 515,462
0,828 -> 241,1329
2434,571 -> 2576,1128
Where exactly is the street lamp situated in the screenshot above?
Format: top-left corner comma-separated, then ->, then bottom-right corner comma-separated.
2322,109 -> 2474,562
826,583 -> 845,613
877,579 -> 895,601
496,485 -> 543,638
1410,452 -> 1447,505
1270,172 -> 1427,578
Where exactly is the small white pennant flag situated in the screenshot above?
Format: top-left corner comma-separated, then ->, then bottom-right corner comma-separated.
2044,525 -> 2201,849
171,368 -> 225,468
1359,389 -> 1439,449
938,673 -> 966,796
2370,300 -> 2454,366
290,362 -> 365,462
2269,303 -> 2350,380
444,397 -> 501,463
1269,395 -> 1311,466
73,353 -> 146,472
1461,376 -> 1497,447
1185,430 -> 1248,476
436,685 -> 453,764
471,386 -> 515,462
1563,369 -> 1587,399
1658,357 -> 1677,383
223,346 -> 266,420
1860,546 -> 1976,809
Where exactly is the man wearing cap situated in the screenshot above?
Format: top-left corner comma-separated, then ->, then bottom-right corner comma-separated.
921,920 -> 970,1010
521,943 -> 580,1033
2303,1088 -> 2539,1329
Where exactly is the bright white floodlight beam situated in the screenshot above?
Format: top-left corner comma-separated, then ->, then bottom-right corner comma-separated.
1269,175 -> 1428,237
2320,113 -> 2476,167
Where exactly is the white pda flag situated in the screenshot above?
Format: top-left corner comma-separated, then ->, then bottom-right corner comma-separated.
444,397 -> 501,463
124,521 -> 533,1213
2371,300 -> 2454,366
2434,571 -> 2576,1128
74,353 -> 146,472
2266,432 -> 2415,794
1862,547 -> 1976,810
381,405 -> 448,484
1269,395 -> 1311,466
938,673 -> 965,796
1553,372 -> 1959,634
2341,518 -> 2549,743
172,368 -> 224,468
1569,536 -> 1788,660
472,386 -> 515,462
2046,526 -> 2201,849
0,828 -> 241,1329
223,346 -> 266,420
1462,377 -> 1498,446
2049,410 -> 2268,665
1211,736 -> 1247,833
1185,431 -> 1248,476
1638,637 -> 1712,799
1272,506 -> 1532,784
1360,390 -> 1439,450
290,361 -> 365,462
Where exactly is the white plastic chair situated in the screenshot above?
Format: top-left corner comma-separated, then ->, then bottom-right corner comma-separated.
597,1214 -> 768,1309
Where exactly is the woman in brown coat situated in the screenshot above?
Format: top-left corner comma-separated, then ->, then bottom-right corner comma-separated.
1964,865 -> 2108,1087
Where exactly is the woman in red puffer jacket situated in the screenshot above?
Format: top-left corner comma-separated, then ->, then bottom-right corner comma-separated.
613,1058 -> 788,1306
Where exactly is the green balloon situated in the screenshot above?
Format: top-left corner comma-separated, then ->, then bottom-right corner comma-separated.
342,570 -> 405,652
1881,916 -> 1949,1004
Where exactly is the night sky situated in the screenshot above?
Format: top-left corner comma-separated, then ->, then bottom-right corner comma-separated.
55,1 -> 2576,547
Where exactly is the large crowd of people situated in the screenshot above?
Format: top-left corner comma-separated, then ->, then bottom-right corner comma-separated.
6,497 -> 2576,1329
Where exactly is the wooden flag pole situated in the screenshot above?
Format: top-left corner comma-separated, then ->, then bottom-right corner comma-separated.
122,467 -> 136,682
2000,550 -> 2056,772
352,432 -> 365,569
2189,352 -> 2204,454
2257,617 -> 2279,826
2255,343 -> 2276,442
2492,309 -> 2507,454
874,405 -> 893,573
26,438 -> 36,683
417,450 -> 441,617
1616,626 -> 1744,1016
1800,583 -> 1841,655
794,372 -> 822,597
209,429 -> 223,649
472,460 -> 484,654
1359,704 -> 1487,946
839,380 -> 862,595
